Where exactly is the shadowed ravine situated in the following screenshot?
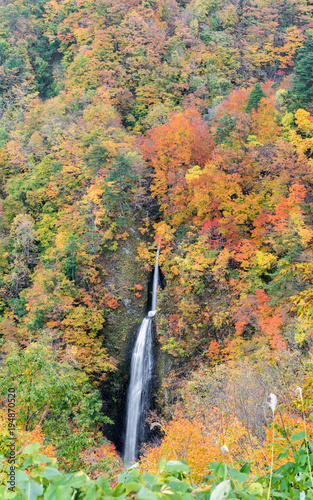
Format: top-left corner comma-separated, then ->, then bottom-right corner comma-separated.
124,246 -> 160,466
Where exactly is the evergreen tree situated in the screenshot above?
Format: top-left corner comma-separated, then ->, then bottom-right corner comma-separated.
245,83 -> 267,113
291,35 -> 313,108
215,112 -> 237,145
104,152 -> 139,217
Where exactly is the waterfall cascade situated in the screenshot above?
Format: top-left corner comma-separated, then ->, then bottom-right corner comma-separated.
124,247 -> 160,466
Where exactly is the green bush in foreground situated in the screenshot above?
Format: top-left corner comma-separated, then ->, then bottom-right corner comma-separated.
1,438 -> 313,500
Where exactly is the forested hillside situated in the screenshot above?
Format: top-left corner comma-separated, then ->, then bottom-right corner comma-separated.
1,0 -> 313,492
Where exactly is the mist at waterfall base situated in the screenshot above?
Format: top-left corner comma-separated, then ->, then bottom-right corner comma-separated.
124,248 -> 160,466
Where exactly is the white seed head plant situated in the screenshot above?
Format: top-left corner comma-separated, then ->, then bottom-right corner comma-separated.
220,445 -> 229,456
267,393 -> 277,417
295,386 -> 303,403
267,393 -> 277,500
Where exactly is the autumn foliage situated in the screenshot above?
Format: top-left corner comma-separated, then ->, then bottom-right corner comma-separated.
140,411 -> 261,482
1,0 -> 313,479
140,408 -> 313,483
141,109 -> 214,218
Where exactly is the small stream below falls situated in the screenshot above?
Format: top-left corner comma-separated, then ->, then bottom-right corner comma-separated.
124,247 -> 160,466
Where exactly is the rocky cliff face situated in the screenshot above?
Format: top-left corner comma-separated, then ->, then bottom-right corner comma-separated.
99,219 -> 149,453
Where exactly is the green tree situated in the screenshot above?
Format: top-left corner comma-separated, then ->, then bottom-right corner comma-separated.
245,83 -> 267,113
0,339 -> 111,469
291,35 -> 313,108
104,152 -> 139,217
215,112 -> 238,145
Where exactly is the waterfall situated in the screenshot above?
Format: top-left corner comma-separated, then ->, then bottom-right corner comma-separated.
124,247 -> 160,466
151,245 -> 160,313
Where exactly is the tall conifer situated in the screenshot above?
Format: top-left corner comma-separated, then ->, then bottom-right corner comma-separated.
245,83 -> 267,113
292,35 -> 313,107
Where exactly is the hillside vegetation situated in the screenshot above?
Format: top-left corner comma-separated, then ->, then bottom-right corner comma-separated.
1,0 -> 313,493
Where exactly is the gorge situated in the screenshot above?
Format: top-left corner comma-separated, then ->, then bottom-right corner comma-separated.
124,246 -> 160,465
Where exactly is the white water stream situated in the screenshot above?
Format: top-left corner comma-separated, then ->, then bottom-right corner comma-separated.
124,247 -> 160,465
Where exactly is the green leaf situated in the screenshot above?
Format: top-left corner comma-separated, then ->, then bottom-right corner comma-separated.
182,494 -> 193,500
42,467 -> 62,480
124,482 -> 141,494
292,431 -> 306,442
165,461 -> 190,474
236,492 -> 256,500
33,454 -> 51,466
83,484 -> 102,500
229,469 -> 249,484
158,457 -> 167,473
21,443 -> 41,455
168,479 -> 190,493
15,470 -> 30,483
240,464 -> 250,474
137,486 -> 158,500
246,483 -> 263,495
210,480 -> 231,500
117,473 -> 128,483
44,485 -> 73,500
128,467 -> 140,479
277,450 -> 289,460
0,485 -> 17,499
96,475 -> 111,494
215,463 -> 227,481
111,483 -> 124,496
272,493 -> 290,498
61,472 -> 89,489
142,471 -> 161,487
20,458 -> 34,471
18,479 -> 43,500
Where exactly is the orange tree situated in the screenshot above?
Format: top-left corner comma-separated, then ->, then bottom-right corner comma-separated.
139,409 -> 262,482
